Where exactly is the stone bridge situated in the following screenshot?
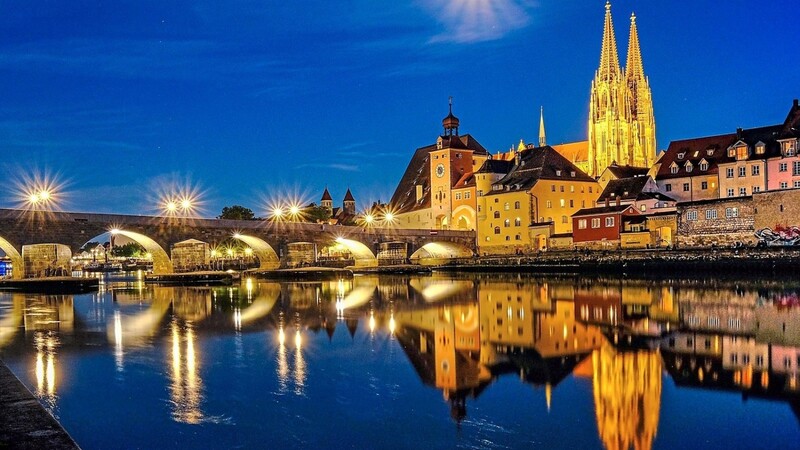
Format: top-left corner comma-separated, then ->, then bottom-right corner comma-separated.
0,209 -> 476,278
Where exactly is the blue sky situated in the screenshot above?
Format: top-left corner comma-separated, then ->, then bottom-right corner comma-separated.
1,0 -> 798,216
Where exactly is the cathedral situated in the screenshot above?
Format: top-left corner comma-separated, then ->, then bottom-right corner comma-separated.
586,1 -> 657,177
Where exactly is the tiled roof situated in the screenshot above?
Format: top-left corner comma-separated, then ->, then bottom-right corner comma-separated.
552,140 -> 589,163
343,188 -> 355,202
453,172 -> 475,189
321,188 -> 333,201
572,204 -> 639,217
476,159 -> 514,174
389,134 -> 487,214
486,146 -> 595,195
605,164 -> 649,179
597,176 -> 651,202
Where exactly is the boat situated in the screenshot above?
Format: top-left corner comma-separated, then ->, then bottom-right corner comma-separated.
83,262 -> 123,272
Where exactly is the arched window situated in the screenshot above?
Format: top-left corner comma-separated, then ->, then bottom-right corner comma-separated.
504,219 -> 510,227
515,234 -> 522,241
493,211 -> 500,219
504,202 -> 510,211
514,217 -> 522,226
514,201 -> 521,209
494,227 -> 501,235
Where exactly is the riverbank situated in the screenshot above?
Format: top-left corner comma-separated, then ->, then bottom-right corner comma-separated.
0,277 -> 99,294
0,360 -> 79,449
438,247 -> 800,276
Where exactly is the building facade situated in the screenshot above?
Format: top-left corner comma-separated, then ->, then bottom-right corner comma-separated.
587,2 -> 656,177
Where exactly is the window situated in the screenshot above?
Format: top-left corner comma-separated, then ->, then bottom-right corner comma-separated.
727,188 -> 735,197
551,185 -> 556,192
795,181 -> 800,188
556,170 -> 562,177
736,145 -> 749,160
515,234 -> 521,241
781,181 -> 789,189
477,190 -> 483,196
591,218 -> 601,228
701,181 -> 708,190
493,211 -> 500,219
685,162 -> 693,173
560,199 -> 565,208
455,192 -> 462,200
569,199 -> 574,208
780,162 -> 788,172
752,165 -> 760,176
570,185 -> 575,193
589,187 -> 593,193
794,161 -> 800,176
670,164 -> 679,174
665,184 -> 672,192
726,207 -> 739,218
683,183 -> 690,192
706,209 -> 718,220
739,187 -> 747,196
700,161 -> 709,171
578,219 -> 587,229
707,149 -> 714,156
504,219 -> 510,227
465,192 -> 471,199
687,210 -> 698,221
504,202 -> 510,211
738,167 -> 746,177
605,216 -> 615,227
753,186 -> 761,193
562,215 -> 568,224
678,152 -> 685,160
728,147 -> 735,158
756,143 -> 765,154
726,168 -> 734,178
514,201 -> 520,209
560,185 -> 564,192
514,217 -> 521,226
546,200 -> 552,208
494,227 -> 501,235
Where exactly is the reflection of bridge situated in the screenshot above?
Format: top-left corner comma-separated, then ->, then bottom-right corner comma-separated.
0,209 -> 476,278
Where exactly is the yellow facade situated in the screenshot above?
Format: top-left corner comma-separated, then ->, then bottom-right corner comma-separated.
588,3 -> 656,177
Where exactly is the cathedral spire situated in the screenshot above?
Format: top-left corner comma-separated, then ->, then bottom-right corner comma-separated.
597,1 -> 621,81
626,12 -> 645,83
538,106 -> 546,147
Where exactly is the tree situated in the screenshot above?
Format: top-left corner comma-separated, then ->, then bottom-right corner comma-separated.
111,242 -> 146,258
218,205 -> 257,220
305,205 -> 332,223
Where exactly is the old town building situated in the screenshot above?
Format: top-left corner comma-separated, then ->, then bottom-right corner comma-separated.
390,101 -> 489,230
477,146 -> 598,253
572,204 -> 640,249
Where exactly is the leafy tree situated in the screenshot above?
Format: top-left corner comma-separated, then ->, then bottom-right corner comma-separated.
305,204 -> 332,223
111,242 -> 146,258
218,205 -> 257,220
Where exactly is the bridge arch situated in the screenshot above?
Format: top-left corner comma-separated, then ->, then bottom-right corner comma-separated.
232,234 -> 280,270
111,229 -> 173,274
335,237 -> 377,268
410,242 -> 474,266
0,235 -> 23,279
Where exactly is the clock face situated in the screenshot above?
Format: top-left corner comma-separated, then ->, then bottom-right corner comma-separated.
435,163 -> 446,178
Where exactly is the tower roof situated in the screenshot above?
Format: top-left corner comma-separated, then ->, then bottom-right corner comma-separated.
597,1 -> 621,81
538,106 -> 546,147
321,187 -> 333,201
343,188 -> 355,202
442,97 -> 460,135
626,12 -> 645,82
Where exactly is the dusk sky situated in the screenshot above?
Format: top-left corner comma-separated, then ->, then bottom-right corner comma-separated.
1,0 -> 798,216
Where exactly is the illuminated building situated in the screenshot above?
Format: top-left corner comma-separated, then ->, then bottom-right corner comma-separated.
587,2 -> 656,177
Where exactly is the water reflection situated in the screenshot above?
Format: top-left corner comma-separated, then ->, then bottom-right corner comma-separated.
0,275 -> 799,448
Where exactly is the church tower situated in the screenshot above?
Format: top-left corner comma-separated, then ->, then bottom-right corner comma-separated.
588,2 -> 656,177
321,187 -> 333,214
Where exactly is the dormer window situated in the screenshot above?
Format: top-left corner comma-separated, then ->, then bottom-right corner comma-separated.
699,159 -> 709,171
782,139 -> 797,157
693,151 -> 699,158
685,161 -> 693,173
436,137 -> 443,150
670,163 -> 679,174
570,171 -> 576,177
555,170 -> 562,176
707,149 -> 714,156
736,144 -> 749,160
728,147 -> 735,158
677,152 -> 685,160
755,142 -> 765,155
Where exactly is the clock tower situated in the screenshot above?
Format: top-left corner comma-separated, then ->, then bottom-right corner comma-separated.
429,99 -> 476,229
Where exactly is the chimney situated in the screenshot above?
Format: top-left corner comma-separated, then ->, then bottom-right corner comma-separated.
605,197 -> 610,208
736,127 -> 743,140
415,185 -> 423,202
794,99 -> 799,108
616,196 -> 621,207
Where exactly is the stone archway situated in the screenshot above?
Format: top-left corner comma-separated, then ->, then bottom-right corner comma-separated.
0,235 -> 23,279
232,234 -> 281,270
334,237 -> 378,268
410,242 -> 474,266
111,229 -> 174,275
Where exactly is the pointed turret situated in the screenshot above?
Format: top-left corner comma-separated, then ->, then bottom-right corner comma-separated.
517,139 -> 526,152
538,106 -> 546,147
597,1 -> 621,82
321,187 -> 333,213
626,13 -> 645,83
343,188 -> 356,215
442,96 -> 460,136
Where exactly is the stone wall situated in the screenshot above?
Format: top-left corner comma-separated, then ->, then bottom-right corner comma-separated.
676,197 -> 755,247
753,188 -> 800,231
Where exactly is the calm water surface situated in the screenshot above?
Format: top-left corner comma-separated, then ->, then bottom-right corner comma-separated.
1,273 -> 799,449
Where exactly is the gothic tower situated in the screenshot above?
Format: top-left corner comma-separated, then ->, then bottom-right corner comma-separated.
321,187 -> 333,214
588,2 -> 656,177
